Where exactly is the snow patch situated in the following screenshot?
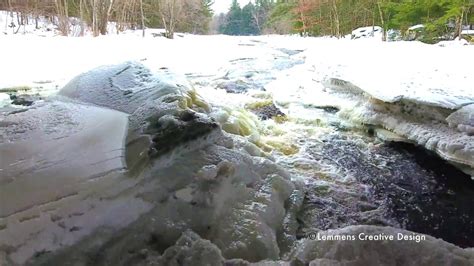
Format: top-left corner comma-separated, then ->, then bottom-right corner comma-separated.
351,26 -> 383,40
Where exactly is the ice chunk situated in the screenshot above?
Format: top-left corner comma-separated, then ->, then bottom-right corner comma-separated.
375,128 -> 409,142
59,61 -> 209,116
210,174 -> 294,262
0,101 -> 156,265
59,61 -> 218,171
0,101 -> 128,218
156,230 -> 225,266
446,104 -> 474,135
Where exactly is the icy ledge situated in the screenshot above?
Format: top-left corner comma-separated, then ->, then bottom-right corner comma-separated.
326,78 -> 474,177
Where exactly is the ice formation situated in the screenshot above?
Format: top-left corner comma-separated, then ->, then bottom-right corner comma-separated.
0,62 -> 301,264
323,78 -> 474,176
447,104 -> 474,136
265,50 -> 474,177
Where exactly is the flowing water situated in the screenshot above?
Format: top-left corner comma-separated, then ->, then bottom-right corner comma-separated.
189,40 -> 474,248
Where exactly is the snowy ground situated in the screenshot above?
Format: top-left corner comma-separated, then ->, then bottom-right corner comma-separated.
1,31 -> 472,168
1,15 -> 474,265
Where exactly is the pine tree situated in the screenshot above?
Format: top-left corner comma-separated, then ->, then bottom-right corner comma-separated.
222,0 -> 242,35
241,2 -> 259,35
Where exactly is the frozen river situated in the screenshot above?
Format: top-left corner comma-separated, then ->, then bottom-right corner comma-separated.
1,34 -> 473,265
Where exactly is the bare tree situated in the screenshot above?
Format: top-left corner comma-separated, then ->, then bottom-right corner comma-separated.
54,0 -> 69,35
159,0 -> 183,39
331,0 -> 340,38
140,0 -> 145,37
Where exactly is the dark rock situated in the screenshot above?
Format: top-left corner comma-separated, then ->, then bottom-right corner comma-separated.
146,110 -> 219,158
319,106 -> 340,113
249,103 -> 286,121
217,81 -> 252,94
217,80 -> 265,93
10,94 -> 41,106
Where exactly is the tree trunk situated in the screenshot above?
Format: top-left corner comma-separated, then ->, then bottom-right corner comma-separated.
91,0 -> 98,36
54,0 -> 68,35
332,0 -> 340,38
300,10 -> 306,36
79,0 -> 85,36
140,0 -> 145,37
160,0 -> 177,39
377,1 -> 386,41
454,7 -> 465,40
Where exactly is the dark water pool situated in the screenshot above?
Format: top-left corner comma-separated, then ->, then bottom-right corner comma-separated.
301,133 -> 474,247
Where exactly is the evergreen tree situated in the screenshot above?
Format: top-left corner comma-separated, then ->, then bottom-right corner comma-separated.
222,0 -> 242,35
267,0 -> 297,34
241,2 -> 259,35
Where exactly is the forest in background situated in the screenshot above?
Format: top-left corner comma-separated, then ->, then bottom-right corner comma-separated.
218,0 -> 474,42
0,0 -> 213,38
1,0 -> 473,42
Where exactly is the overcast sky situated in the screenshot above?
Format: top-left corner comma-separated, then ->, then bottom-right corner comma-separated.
212,0 -> 253,14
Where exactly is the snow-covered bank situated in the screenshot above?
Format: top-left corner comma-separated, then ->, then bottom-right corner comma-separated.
323,78 -> 474,174
264,37 -> 474,176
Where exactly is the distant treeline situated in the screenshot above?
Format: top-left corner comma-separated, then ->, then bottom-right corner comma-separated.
2,0 -> 473,40
1,0 -> 213,38
216,0 -> 474,41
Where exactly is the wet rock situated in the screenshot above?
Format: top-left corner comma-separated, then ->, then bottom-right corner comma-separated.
10,94 -> 42,106
247,102 -> 286,121
319,106 -> 339,114
146,110 -> 219,158
303,104 -> 340,114
217,81 -> 254,94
